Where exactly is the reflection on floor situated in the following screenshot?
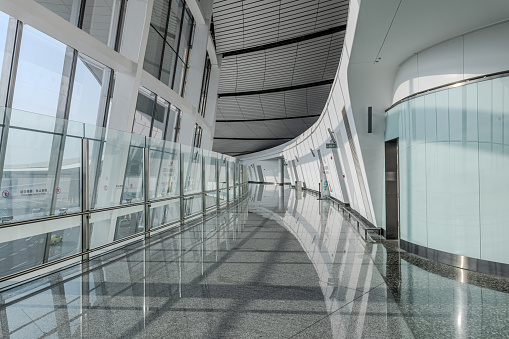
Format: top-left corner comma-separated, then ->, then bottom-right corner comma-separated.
1,184 -> 509,338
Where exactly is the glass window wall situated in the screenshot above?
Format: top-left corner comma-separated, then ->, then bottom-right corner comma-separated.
143,0 -> 194,96
4,19 -> 114,127
68,53 -> 111,126
12,26 -> 68,118
82,0 -> 125,47
132,87 -> 181,142
198,54 -> 211,116
133,88 -> 156,137
34,0 -> 126,49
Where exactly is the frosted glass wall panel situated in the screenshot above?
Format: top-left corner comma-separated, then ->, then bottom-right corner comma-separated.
479,78 -> 509,263
385,75 -> 509,263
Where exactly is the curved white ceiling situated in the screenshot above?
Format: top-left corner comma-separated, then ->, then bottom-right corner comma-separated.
211,0 -> 349,156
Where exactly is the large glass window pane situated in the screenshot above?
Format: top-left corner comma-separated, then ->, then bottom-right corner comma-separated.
177,9 -> 193,61
184,194 -> 202,217
143,26 -> 165,78
68,54 -> 111,125
34,0 -> 81,25
218,155 -> 227,203
0,12 -> 11,83
122,144 -> 145,204
203,150 -> 217,209
150,199 -> 180,228
82,0 -> 123,47
147,139 -> 180,199
181,144 -> 202,195
89,206 -> 144,248
0,216 -> 81,278
165,104 -> 179,141
0,112 -> 82,222
171,106 -> 182,142
152,97 -> 169,139
198,55 -> 211,116
151,0 -> 170,35
172,57 -> 187,94
160,47 -> 177,87
12,26 -> 69,117
47,224 -> 81,262
133,88 -> 155,137
166,0 -> 183,53
88,126 -> 145,209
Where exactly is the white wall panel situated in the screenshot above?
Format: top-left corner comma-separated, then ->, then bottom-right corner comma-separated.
393,20 -> 509,103
393,55 -> 419,105
464,21 -> 509,78
418,36 -> 464,92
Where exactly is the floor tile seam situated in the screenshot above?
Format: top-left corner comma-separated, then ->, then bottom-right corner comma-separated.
285,281 -> 395,339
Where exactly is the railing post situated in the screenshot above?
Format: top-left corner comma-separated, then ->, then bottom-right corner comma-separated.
216,157 -> 220,209
180,152 -> 185,223
202,152 -> 206,213
144,147 -> 150,239
81,138 -> 90,261
226,161 -> 229,204
233,162 -> 237,201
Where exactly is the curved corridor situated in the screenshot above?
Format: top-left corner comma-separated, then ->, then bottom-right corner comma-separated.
0,185 -> 508,338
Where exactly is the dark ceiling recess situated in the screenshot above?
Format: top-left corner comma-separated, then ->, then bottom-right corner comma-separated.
216,114 -> 321,123
214,137 -> 293,141
222,25 -> 347,58
218,80 -> 334,98
212,0 -> 350,155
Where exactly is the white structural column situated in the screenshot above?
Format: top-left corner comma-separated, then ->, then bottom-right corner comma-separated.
108,0 -> 153,132
278,158 -> 284,186
91,0 -> 153,246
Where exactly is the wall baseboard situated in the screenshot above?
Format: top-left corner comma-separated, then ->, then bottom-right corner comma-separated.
400,240 -> 509,278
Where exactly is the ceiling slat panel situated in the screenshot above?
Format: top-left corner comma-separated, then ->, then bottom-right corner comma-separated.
213,0 -> 349,154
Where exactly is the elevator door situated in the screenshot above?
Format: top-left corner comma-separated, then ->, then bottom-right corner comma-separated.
385,139 -> 399,239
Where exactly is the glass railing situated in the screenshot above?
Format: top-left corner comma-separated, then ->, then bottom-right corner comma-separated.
0,108 -> 248,284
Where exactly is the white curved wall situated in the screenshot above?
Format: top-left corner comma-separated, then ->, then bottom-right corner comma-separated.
393,20 -> 509,104
387,19 -> 509,264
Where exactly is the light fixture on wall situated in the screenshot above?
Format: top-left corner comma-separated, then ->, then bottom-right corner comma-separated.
368,107 -> 372,133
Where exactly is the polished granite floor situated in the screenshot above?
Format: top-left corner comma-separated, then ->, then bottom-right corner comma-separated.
1,184 -> 509,338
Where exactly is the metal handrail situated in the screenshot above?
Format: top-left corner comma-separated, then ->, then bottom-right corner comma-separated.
385,69 -> 509,112
0,184 -> 248,230
0,192 -> 249,285
302,187 -> 382,242
0,196 -> 249,295
0,147 -> 249,288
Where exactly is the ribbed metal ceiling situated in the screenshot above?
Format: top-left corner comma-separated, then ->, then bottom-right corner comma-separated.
212,0 -> 349,156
